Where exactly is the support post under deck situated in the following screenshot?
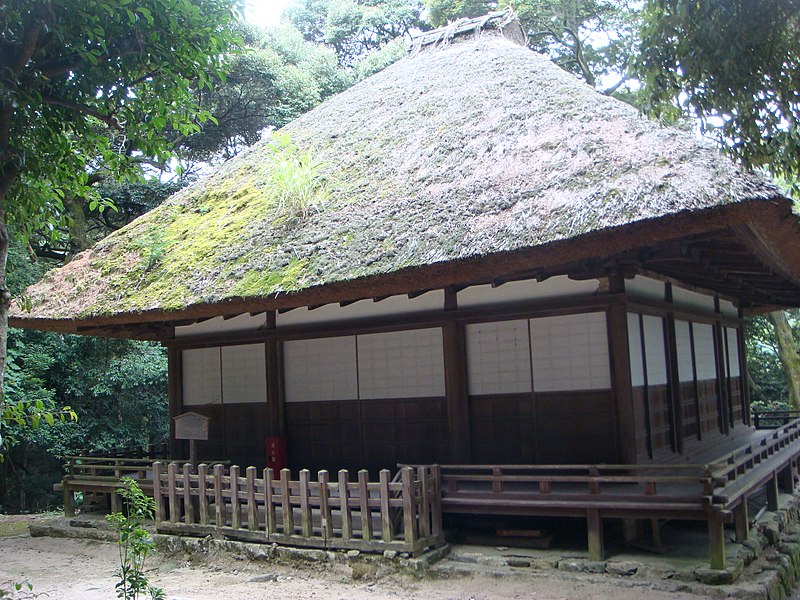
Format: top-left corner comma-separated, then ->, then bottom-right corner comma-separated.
587,509 -> 604,561
708,511 -> 726,570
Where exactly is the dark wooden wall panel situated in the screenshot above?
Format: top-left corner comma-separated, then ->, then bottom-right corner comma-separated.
632,387 -> 649,458
730,378 -> 743,424
648,385 -> 671,453
224,403 -> 269,469
535,390 -> 615,464
680,381 -> 699,439
469,394 -> 536,464
285,398 -> 448,473
697,379 -> 720,434
361,398 -> 449,470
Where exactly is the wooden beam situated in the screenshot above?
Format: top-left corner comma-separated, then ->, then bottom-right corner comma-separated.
167,346 -> 183,460
664,284 -> 685,455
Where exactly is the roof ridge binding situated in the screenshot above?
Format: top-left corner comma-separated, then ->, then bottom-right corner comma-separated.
409,8 -> 526,53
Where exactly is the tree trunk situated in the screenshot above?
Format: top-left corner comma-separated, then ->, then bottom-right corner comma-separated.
0,211 -> 9,407
769,310 -> 800,409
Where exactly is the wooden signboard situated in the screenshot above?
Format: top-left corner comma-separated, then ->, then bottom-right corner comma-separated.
173,412 -> 210,465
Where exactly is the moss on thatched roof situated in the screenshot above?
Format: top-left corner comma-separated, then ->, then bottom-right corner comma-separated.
13,29 -> 789,327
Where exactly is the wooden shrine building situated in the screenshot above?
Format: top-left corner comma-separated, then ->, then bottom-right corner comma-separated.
13,11 -> 800,569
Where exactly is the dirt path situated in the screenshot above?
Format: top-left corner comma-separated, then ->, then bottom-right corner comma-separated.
0,519 -> 710,599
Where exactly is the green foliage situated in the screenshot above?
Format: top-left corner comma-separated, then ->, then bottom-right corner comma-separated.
0,581 -> 35,599
0,0 -> 240,237
263,133 -> 333,219
106,477 -> 163,600
637,0 -> 800,184
426,0 -> 495,26
746,312 -> 800,407
285,0 -> 427,66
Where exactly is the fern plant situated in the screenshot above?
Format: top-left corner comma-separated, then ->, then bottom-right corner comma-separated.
264,133 -> 331,219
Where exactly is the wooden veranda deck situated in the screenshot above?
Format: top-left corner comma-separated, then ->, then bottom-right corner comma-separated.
436,419 -> 800,569
57,417 -> 800,569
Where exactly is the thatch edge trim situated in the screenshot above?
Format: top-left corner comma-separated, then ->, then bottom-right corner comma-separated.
10,195 -> 797,335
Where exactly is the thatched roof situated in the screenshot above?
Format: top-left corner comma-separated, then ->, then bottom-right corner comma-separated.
12,18 -> 800,337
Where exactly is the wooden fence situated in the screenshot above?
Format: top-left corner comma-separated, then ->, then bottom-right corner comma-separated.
152,463 -> 444,556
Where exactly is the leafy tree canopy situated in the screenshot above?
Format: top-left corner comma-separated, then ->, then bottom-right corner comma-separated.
285,0 -> 428,66
638,0 -> 800,183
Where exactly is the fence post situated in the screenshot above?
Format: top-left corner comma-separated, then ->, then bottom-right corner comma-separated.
213,464 -> 224,527
264,467 -> 276,535
431,465 -> 442,538
198,464 -> 208,526
379,469 -> 393,542
246,466 -> 258,531
338,470 -> 352,541
153,462 -> 164,523
280,468 -> 293,535
299,469 -> 312,537
168,462 -> 179,523
417,466 -> 431,540
401,467 -> 417,545
230,465 -> 241,529
319,470 -> 331,542
183,463 -> 194,524
358,470 -> 372,541
587,508 -> 604,561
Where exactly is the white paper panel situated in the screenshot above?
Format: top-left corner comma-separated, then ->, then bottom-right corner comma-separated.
357,328 -> 445,399
693,323 -> 717,380
530,312 -> 610,392
720,300 -> 738,317
284,336 -> 358,403
675,320 -> 694,383
466,320 -> 532,395
182,347 -> 222,406
221,344 -> 267,404
726,327 -> 741,377
627,313 -> 644,387
642,315 -> 668,386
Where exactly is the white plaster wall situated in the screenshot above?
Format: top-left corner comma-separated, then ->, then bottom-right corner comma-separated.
465,320 -> 532,395
673,286 -> 716,314
175,313 -> 267,338
277,291 -> 445,327
283,336 -> 358,403
182,347 -> 222,405
627,313 -> 645,386
720,299 -> 738,317
357,328 -> 445,399
693,323 -> 717,380
221,344 -> 267,404
529,312 -> 610,392
626,276 -> 665,302
457,276 -> 599,308
675,320 -> 695,382
642,315 -> 668,386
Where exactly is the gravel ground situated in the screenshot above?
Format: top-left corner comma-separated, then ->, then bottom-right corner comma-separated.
0,515 -> 712,600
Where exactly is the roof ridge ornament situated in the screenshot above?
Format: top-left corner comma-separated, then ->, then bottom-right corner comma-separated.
409,8 -> 526,54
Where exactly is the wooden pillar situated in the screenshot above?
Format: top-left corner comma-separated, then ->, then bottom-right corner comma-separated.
708,511 -> 726,570
607,298 -> 637,464
737,320 -> 751,426
443,288 -> 470,462
264,311 -> 285,437
713,299 -> 731,435
665,284 -> 685,455
779,464 -> 794,493
767,471 -> 780,511
167,346 -> 183,459
587,508 -> 604,561
734,498 -> 749,543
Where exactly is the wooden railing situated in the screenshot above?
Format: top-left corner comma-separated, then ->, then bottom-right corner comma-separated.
58,456 -> 157,515
752,410 -> 800,430
152,463 -> 444,556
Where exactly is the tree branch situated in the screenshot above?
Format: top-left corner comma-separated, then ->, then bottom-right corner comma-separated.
41,97 -> 120,128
